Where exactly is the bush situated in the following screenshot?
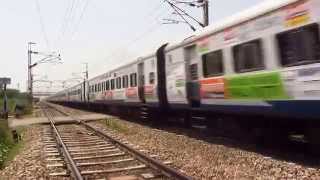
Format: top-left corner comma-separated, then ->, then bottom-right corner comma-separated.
0,121 -> 14,168
0,89 -> 32,115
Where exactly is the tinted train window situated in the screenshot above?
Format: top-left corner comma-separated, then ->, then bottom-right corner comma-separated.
111,79 -> 115,90
106,81 -> 110,90
149,72 -> 155,84
130,73 -> 137,87
122,75 -> 128,88
277,24 -> 320,67
202,50 -> 224,77
190,64 -> 198,80
95,84 -> 97,92
116,77 -> 121,89
233,39 -> 264,73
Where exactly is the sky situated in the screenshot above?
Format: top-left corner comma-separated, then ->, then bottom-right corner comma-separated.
0,0 -> 262,92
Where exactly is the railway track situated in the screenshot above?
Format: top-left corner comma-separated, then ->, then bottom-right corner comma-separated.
41,104 -> 192,180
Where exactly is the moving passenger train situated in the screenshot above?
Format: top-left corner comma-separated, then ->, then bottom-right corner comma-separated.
48,0 -> 320,146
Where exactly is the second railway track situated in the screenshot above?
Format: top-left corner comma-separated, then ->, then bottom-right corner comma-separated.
41,104 -> 192,180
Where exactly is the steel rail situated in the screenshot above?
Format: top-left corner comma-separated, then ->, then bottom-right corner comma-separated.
82,122 -> 193,180
41,105 -> 84,180
44,102 -> 193,180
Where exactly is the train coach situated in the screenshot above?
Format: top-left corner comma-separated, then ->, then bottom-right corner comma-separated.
48,0 -> 320,147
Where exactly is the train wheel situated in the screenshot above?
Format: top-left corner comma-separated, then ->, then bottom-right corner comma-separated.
252,126 -> 289,146
183,111 -> 192,128
306,125 -> 320,155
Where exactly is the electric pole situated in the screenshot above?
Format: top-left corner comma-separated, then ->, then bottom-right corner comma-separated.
84,63 -> 88,81
203,0 -> 209,27
27,42 -> 61,103
27,42 -> 36,98
83,63 -> 89,102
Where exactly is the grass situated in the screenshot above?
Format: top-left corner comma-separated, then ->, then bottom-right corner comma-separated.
105,118 -> 129,134
0,89 -> 33,116
0,120 -> 24,169
0,89 -> 30,169
0,99 -> 16,113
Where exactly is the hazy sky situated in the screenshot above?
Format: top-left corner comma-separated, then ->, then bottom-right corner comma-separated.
0,0 -> 262,92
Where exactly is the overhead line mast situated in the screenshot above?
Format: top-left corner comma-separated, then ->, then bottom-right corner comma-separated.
202,0 -> 209,26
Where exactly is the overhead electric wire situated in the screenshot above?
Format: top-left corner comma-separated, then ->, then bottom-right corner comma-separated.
67,0 -> 83,36
105,4 -> 171,61
56,0 -> 75,47
34,0 -> 50,50
61,0 -> 77,37
166,0 -> 196,31
165,0 -> 204,28
70,0 -> 90,39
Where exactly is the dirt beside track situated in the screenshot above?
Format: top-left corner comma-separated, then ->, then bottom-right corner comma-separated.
89,119 -> 320,180
0,125 -> 48,179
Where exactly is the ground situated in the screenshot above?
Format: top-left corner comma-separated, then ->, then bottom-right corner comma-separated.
0,104 -> 319,179
0,125 -> 47,179
90,118 -> 320,179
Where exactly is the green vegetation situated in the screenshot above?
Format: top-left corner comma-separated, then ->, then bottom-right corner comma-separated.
0,89 -> 32,115
0,89 -> 29,168
0,121 -> 23,169
105,118 -> 128,134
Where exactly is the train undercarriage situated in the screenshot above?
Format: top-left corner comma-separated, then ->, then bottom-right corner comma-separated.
50,100 -> 320,154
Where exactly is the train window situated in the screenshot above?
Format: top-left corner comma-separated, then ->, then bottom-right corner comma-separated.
111,79 -> 115,90
233,39 -> 264,73
122,75 -> 129,88
202,50 -> 224,77
190,64 -> 198,80
277,23 -> 320,67
149,72 -> 155,84
116,77 -> 121,89
130,73 -> 137,87
106,80 -> 110,90
95,84 -> 97,92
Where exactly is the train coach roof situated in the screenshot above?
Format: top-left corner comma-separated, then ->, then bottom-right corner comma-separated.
166,0 -> 299,50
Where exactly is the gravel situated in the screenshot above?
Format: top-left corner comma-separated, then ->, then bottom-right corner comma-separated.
89,118 -> 320,180
0,125 -> 48,179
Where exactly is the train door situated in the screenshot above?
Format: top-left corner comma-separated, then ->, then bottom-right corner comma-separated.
80,87 -> 83,101
82,81 -> 86,102
138,62 -> 145,103
184,45 -> 200,107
